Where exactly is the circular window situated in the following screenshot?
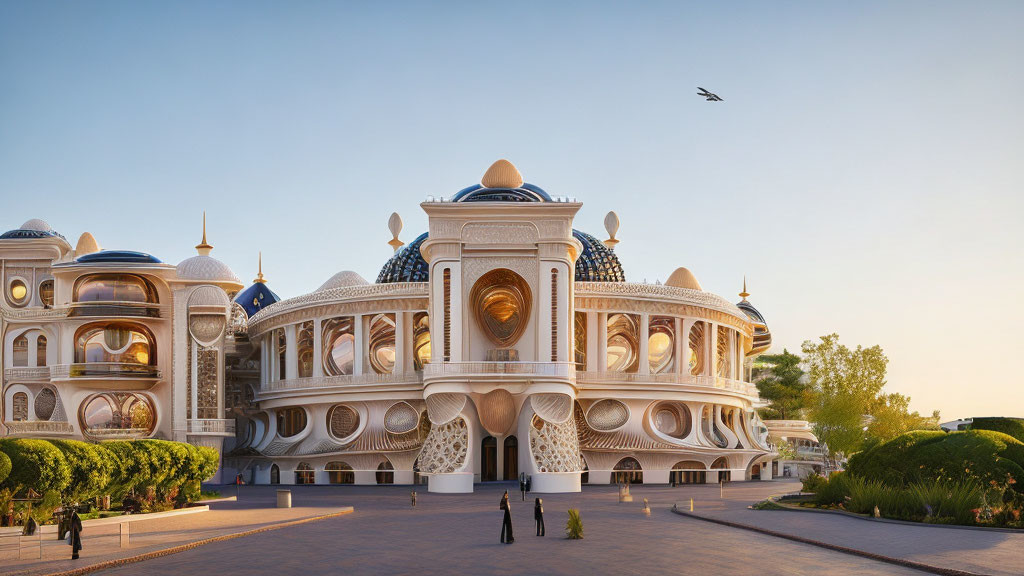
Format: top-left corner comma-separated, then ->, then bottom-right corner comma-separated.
277,407 -> 307,438
8,279 -> 28,305
586,399 -> 630,431
79,392 -> 155,438
384,402 -> 419,434
328,405 -> 360,439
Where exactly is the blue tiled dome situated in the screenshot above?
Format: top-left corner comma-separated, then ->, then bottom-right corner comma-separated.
235,282 -> 280,317
376,232 -> 429,283
375,229 -> 625,284
1,219 -> 66,241
573,229 -> 625,282
450,183 -> 552,203
76,250 -> 163,264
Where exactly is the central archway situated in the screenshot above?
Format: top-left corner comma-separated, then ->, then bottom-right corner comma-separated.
481,436 -> 498,481
612,457 -> 643,484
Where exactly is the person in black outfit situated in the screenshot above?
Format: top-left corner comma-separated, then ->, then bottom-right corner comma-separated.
534,497 -> 545,536
499,491 -> 514,544
69,509 -> 83,560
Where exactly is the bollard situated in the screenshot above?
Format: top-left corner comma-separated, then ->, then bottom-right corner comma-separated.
120,522 -> 129,548
690,498 -> 694,512
276,489 -> 292,508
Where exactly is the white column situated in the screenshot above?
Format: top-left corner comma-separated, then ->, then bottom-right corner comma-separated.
394,311 -> 407,374
638,313 -> 650,375
353,314 -> 364,375
312,318 -> 323,378
284,324 -> 298,380
707,322 -> 718,378
727,329 -> 736,379
674,317 -> 683,375
597,312 -> 608,373
585,311 -> 599,372
681,318 -> 695,377
27,333 -> 38,367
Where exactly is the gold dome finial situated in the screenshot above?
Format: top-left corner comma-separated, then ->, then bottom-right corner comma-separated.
739,276 -> 750,301
387,212 -> 404,252
254,251 -> 267,284
195,211 -> 213,256
603,211 -> 620,249
481,159 -> 523,188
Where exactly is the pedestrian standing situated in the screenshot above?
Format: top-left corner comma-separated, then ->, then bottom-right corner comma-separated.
525,476 -> 532,493
534,498 -> 545,536
499,491 -> 514,544
69,509 -> 83,560
410,491 -> 417,507
520,477 -> 526,501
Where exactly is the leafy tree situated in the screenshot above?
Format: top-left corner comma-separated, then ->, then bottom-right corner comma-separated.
0,451 -> 10,485
802,334 -> 888,456
867,393 -> 940,443
752,350 -> 811,420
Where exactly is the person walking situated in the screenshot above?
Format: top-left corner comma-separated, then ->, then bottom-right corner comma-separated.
499,491 -> 514,544
534,497 -> 545,537
69,508 -> 83,560
410,491 -> 417,507
519,474 -> 526,501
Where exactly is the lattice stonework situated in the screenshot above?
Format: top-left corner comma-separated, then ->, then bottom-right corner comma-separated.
197,347 -> 219,419
34,388 -> 57,421
417,417 -> 468,474
530,415 -> 582,473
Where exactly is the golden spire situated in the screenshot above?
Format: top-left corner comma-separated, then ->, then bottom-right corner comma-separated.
739,276 -> 750,301
254,251 -> 267,284
195,212 -> 213,256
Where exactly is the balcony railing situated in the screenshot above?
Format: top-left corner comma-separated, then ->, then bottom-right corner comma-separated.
85,427 -> 153,439
4,421 -> 74,435
423,361 -> 576,379
68,302 -> 165,318
51,363 -> 161,379
4,367 -> 51,381
261,372 -> 421,393
575,372 -> 759,396
182,419 -> 236,435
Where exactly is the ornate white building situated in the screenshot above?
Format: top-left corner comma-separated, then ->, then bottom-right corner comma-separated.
1,160 -> 777,492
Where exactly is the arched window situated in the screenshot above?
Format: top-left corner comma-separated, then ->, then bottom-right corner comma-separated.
276,329 -> 286,381
295,462 -> 315,485
78,392 -> 155,438
612,457 -> 643,485
12,392 -> 28,421
73,274 -> 157,304
36,335 -> 47,367
74,322 -> 156,366
270,464 -> 280,485
326,461 -> 354,485
322,317 -> 355,376
12,335 -> 28,367
670,461 -> 706,485
368,313 -> 396,374
413,312 -> 430,370
376,461 -> 394,485
277,407 -> 307,438
38,279 -> 54,308
606,314 -> 640,373
297,321 -> 314,378
711,456 -> 731,482
648,316 -> 675,374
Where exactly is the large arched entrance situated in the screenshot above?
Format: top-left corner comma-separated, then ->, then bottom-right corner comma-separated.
481,436 -> 498,481
503,436 -> 518,480
711,457 -> 731,482
376,461 -> 394,484
670,461 -> 706,485
611,457 -> 643,484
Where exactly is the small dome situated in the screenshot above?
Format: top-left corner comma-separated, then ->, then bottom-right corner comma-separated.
450,160 -> 551,203
21,219 -> 52,232
177,255 -> 241,285
188,285 -> 230,308
75,232 -> 101,256
666,267 -> 702,291
481,159 -> 523,188
235,281 -> 280,317
76,250 -> 162,264
318,270 -> 369,292
377,232 -> 430,283
574,230 -> 625,282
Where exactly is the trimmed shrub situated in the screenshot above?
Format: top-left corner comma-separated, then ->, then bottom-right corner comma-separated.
49,439 -> 114,502
801,473 -> 827,493
911,480 -> 982,525
0,439 -> 71,496
813,472 -> 851,507
0,451 -> 10,485
971,418 -> 1024,443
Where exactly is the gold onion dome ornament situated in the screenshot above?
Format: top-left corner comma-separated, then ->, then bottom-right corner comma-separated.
481,159 -> 523,188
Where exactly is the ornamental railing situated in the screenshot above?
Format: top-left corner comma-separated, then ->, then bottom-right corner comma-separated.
4,367 -> 51,381
85,427 -> 153,439
51,363 -> 161,379
3,421 -> 75,435
575,372 -> 758,396
423,362 -> 576,379
68,302 -> 166,318
182,419 -> 236,435
261,371 -> 422,393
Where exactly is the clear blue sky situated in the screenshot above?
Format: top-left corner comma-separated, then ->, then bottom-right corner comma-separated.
2,1 -> 1022,420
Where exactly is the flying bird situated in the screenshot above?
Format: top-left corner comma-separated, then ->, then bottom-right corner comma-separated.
697,87 -> 723,101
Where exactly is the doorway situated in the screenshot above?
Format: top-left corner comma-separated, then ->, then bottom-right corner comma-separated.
503,436 -> 518,480
481,436 -> 497,481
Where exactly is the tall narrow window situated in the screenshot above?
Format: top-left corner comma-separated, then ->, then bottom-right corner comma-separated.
322,317 -> 355,376
277,329 -> 287,381
12,392 -> 28,421
12,335 -> 28,367
551,269 -> 558,362
297,321 -> 314,378
443,268 -> 451,362
574,312 -> 587,370
413,312 -> 431,370
36,335 -> 47,367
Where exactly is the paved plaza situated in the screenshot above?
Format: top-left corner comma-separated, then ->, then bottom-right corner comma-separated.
4,479 -> 1022,576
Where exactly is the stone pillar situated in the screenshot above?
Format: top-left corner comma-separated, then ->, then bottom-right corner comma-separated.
354,470 -> 376,485
586,311 -> 599,372
284,324 -> 297,380
312,318 -> 323,378
394,311 -> 407,374
353,314 -> 364,375
597,312 -> 608,373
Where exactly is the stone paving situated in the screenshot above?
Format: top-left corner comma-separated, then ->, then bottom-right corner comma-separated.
100,480 -> 921,576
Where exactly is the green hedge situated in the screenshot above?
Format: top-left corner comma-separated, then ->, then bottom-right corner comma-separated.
971,418 -> 1024,443
0,438 -> 219,505
847,430 -> 1024,491
0,451 -> 10,485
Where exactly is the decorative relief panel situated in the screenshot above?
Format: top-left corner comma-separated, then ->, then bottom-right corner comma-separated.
462,223 -> 538,244
384,402 -> 419,434
34,388 -> 56,421
425,393 -> 466,425
531,393 -> 572,424
530,414 -> 582,473
190,315 -> 226,346
417,417 -> 468,474
586,399 -> 630,431
197,348 -> 219,419
476,389 -> 515,436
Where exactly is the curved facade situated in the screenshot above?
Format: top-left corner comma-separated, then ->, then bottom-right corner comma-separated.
0,160 -> 776,492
